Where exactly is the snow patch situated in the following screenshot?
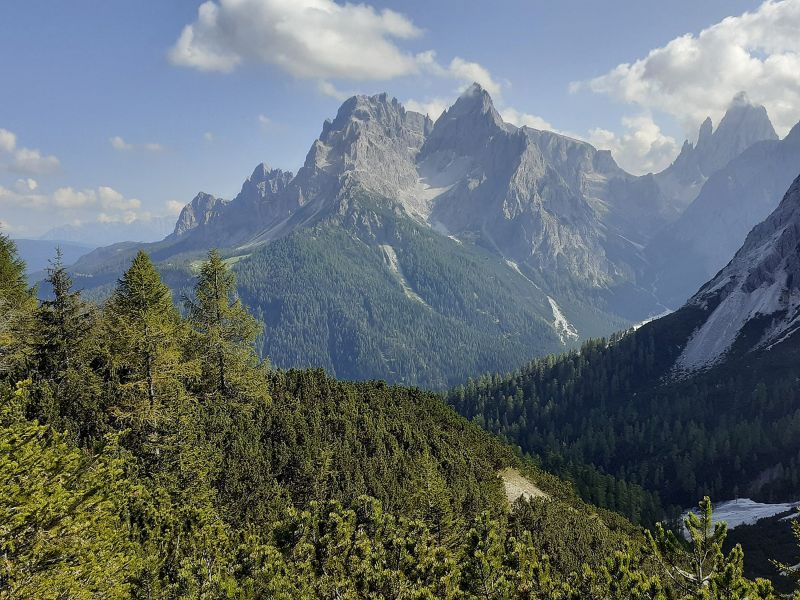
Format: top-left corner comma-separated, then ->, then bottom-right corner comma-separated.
682,498 -> 800,533
548,296 -> 579,345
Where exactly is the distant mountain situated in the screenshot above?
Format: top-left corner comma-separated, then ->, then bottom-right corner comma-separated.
676,173 -> 800,372
13,238 -> 94,274
64,84 -> 782,387
451,172 -> 800,519
647,120 -> 800,307
42,216 -> 175,247
654,92 -> 778,213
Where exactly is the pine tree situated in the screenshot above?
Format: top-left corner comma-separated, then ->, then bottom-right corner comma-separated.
647,497 -> 774,598
185,249 -> 266,400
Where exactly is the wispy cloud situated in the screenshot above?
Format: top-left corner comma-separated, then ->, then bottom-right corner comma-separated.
110,135 -> 165,153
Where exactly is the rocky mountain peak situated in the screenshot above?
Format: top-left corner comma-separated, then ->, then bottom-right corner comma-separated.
422,83 -> 506,158
696,117 -> 713,148
711,92 -> 777,161
172,192 -> 227,238
677,173 -> 800,371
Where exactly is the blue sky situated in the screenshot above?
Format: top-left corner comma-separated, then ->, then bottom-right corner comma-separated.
2,0 -> 798,238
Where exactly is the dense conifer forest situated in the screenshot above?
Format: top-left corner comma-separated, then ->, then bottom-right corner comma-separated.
0,233 -> 793,598
448,310 -> 800,524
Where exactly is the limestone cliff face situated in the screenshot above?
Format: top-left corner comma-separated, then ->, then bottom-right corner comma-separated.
677,174 -> 800,371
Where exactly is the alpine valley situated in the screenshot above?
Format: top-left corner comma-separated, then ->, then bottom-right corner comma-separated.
64,84 -> 798,390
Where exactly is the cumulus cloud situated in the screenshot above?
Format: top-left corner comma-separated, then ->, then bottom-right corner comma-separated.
169,0 -> 422,79
586,114 -> 680,175
14,178 -> 38,193
170,0 -> 502,99
110,135 -> 133,151
110,136 -> 164,152
442,58 -> 502,97
166,199 -> 185,215
1,183 -> 144,222
0,129 -> 61,176
500,108 -> 554,131
575,0 -> 800,135
404,98 -> 449,120
0,129 -> 16,153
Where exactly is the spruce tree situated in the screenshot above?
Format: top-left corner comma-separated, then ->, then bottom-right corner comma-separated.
31,250 -> 101,437
185,249 -> 266,400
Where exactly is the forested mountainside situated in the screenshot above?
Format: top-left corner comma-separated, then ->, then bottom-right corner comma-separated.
63,86 -> 790,389
1,233 -> 789,598
450,175 -> 800,521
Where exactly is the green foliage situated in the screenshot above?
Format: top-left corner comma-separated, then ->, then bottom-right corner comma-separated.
0,382 -> 139,599
0,247 -> 784,598
232,201 -> 576,389
185,248 -> 266,401
646,497 -> 775,599
105,250 -> 191,411
0,233 -> 36,376
448,308 -> 800,521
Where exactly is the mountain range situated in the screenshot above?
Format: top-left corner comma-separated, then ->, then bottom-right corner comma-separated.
64,83 -> 798,388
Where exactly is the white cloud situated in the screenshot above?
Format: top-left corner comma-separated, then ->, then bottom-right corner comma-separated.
203,131 -> 215,142
110,135 -> 133,151
404,98 -> 449,120
1,184 -> 145,222
0,129 -> 16,153
53,187 -> 96,209
169,0 -> 422,80
587,114 -> 680,175
0,129 -> 61,176
166,200 -> 185,215
0,184 -> 48,209
14,178 -> 38,193
257,114 -> 272,130
575,0 -> 800,135
169,0 -> 502,100
444,58 -> 502,97
111,136 -> 164,152
317,80 -> 352,101
501,108 -> 554,131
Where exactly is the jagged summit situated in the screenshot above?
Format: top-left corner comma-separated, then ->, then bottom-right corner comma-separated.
677,173 -> 800,371
671,92 -> 777,179
654,92 -> 778,213
422,83 -> 505,158
172,191 -> 227,238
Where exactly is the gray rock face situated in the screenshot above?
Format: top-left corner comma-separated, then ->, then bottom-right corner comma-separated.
655,92 -> 778,211
647,121 -> 800,307
169,84 -> 679,324
677,173 -> 800,371
172,192 -> 228,237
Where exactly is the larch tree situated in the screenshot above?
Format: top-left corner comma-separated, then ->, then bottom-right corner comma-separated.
104,251 -> 189,415
185,249 -> 267,401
